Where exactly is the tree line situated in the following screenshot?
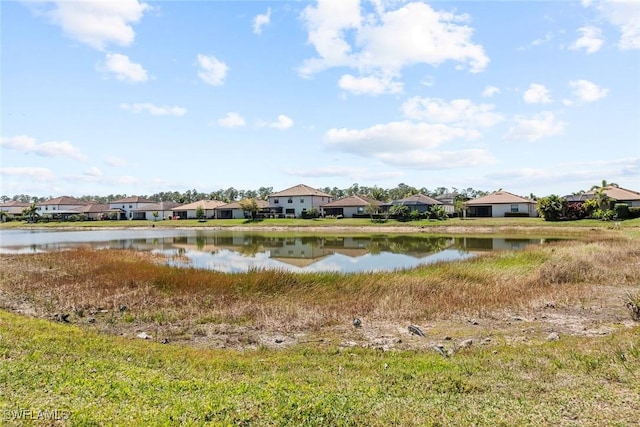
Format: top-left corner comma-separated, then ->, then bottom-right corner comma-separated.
1,184 -> 489,205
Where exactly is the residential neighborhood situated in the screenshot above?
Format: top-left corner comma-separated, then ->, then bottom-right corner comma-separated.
2,183 -> 640,222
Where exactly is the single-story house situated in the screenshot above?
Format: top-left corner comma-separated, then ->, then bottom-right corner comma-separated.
465,191 -> 537,217
131,201 -> 183,220
267,184 -> 333,218
72,204 -> 116,220
387,194 -> 450,214
108,196 -> 156,220
216,199 -> 270,219
321,195 -> 383,218
586,186 -> 640,207
172,200 -> 226,219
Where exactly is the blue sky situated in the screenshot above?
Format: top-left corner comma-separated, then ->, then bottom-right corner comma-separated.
1,0 -> 639,199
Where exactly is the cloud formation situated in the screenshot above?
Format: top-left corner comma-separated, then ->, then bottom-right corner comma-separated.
523,83 -> 552,104
253,8 -> 271,35
585,0 -> 640,50
120,103 -> 186,116
100,53 -> 148,82
504,111 -> 565,142
38,0 -> 150,50
197,54 -> 228,86
570,26 -> 604,54
0,166 -> 55,182
401,97 -> 504,128
299,1 -> 488,95
218,112 -> 246,128
1,135 -> 87,160
338,74 -> 403,95
569,79 -> 609,102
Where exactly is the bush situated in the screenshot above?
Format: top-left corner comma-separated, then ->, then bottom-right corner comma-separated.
592,209 -> 615,221
566,202 -> 588,220
504,212 -> 530,217
629,207 -> 640,219
614,203 -> 630,219
625,291 -> 640,321
537,195 -> 566,221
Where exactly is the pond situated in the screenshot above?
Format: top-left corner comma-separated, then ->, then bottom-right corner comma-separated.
0,229 -> 557,273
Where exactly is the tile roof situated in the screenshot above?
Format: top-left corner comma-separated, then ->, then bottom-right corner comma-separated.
322,195 -> 382,208
587,186 -> 640,201
268,184 -> 333,198
133,202 -> 182,211
110,196 -> 155,204
466,191 -> 535,205
172,200 -> 227,210
217,199 -> 270,210
390,194 -> 442,206
72,204 -> 112,213
40,196 -> 90,205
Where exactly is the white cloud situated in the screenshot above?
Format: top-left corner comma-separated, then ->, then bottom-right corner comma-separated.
299,1 -> 488,90
569,79 -> 609,102
482,86 -> 500,98
120,103 -> 186,116
84,166 -> 102,177
100,53 -> 148,83
259,115 -> 294,130
570,26 -> 604,54
523,83 -> 552,104
0,166 -> 55,181
286,166 -> 354,177
105,155 -> 127,167
253,7 -> 271,35
38,0 -> 150,51
196,54 -> 228,86
504,111 -> 565,142
585,0 -> 640,50
401,97 -> 504,128
325,121 -> 476,157
379,149 -> 495,169
338,74 -> 403,95
218,112 -> 246,128
1,135 -> 87,160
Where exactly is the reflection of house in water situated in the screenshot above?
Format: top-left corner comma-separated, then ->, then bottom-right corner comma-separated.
453,237 -> 543,251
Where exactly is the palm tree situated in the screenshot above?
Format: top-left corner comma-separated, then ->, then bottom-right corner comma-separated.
22,202 -> 39,223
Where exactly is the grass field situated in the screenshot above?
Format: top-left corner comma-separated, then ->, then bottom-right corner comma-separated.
1,220 -> 639,425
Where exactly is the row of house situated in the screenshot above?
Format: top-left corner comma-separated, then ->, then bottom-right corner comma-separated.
2,184 -> 640,220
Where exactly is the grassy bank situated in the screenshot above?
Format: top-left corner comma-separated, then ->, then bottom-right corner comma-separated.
2,216 -> 639,230
1,310 -> 638,426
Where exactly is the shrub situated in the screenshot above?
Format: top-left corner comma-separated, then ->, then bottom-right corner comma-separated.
592,209 -> 615,221
67,214 -> 80,222
504,212 -> 530,217
630,207 -> 640,219
625,291 -> 640,321
537,195 -> 566,221
566,202 -> 588,220
614,203 -> 630,220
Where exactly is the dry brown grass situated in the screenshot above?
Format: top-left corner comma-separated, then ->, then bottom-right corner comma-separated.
1,232 -> 638,342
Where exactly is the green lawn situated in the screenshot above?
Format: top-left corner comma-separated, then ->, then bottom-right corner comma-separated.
1,310 -> 638,426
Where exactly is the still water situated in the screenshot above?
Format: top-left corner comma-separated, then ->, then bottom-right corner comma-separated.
0,229 -> 554,273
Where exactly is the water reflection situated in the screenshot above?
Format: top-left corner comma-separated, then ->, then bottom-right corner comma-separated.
0,229 -> 555,273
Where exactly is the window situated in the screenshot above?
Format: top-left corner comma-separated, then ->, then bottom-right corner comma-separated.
300,198 -> 304,203
274,198 -> 279,204
129,205 -> 132,209
510,204 -> 519,213
288,198 -> 293,203
357,207 -> 364,213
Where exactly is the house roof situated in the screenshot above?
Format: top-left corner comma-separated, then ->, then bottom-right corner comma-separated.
587,186 -> 640,202
40,196 -> 89,206
390,194 -> 442,206
268,184 -> 332,198
322,195 -> 382,208
466,191 -> 535,205
110,196 -> 155,204
0,201 -> 31,208
564,194 -> 593,203
217,199 -> 270,210
173,200 -> 226,211
72,204 -> 112,213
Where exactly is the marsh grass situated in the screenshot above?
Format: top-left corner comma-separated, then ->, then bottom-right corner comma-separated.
1,232 -> 638,335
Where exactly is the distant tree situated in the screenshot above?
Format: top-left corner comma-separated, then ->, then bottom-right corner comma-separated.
428,205 -> 448,220
537,195 -> 566,221
257,187 -> 273,200
364,202 -> 380,221
152,211 -> 159,221
195,205 -> 205,220
239,199 -> 259,220
389,204 -> 410,221
22,203 -> 39,223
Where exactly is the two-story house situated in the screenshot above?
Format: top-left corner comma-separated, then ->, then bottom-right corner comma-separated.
108,196 -> 156,220
267,184 -> 333,218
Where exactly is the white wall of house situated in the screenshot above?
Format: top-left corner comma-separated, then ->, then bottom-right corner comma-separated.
108,202 -> 155,219
175,208 -> 216,219
37,203 -> 86,214
269,195 -> 332,217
